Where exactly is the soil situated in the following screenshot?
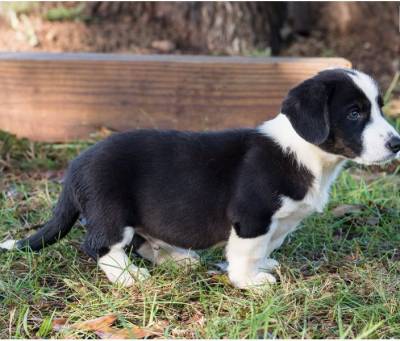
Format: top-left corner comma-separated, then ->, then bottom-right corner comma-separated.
0,3 -> 398,90
283,3 -> 400,92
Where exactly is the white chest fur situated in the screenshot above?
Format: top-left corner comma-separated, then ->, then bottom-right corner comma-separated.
265,161 -> 344,256
273,159 -> 344,224
259,114 -> 346,244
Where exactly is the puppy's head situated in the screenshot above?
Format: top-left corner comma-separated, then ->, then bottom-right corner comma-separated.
281,68 -> 400,165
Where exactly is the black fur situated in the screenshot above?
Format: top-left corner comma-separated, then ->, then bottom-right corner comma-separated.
16,177 -> 79,251
13,129 -> 313,257
228,135 -> 313,238
281,77 -> 332,145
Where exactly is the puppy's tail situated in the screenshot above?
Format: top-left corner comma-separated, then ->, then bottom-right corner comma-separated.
0,181 -> 79,252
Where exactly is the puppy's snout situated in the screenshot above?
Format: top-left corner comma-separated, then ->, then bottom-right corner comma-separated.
386,136 -> 400,154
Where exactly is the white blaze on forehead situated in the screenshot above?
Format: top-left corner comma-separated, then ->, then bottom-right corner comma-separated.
348,69 -> 381,125
347,70 -> 379,104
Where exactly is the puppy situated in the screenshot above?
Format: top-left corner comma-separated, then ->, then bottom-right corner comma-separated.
1,68 -> 399,289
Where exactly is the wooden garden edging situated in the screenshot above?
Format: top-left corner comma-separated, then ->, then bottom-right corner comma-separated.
0,53 -> 351,141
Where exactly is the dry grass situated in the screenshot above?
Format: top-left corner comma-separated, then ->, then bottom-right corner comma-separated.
1,130 -> 400,338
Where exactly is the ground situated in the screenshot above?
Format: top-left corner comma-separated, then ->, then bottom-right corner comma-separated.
0,127 -> 400,338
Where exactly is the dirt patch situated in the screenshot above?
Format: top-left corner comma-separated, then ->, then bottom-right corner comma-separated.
0,2 -> 398,90
282,2 -> 400,92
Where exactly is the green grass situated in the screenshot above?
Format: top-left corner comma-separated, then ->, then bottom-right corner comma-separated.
0,2 -> 38,16
1,131 -> 400,338
44,3 -> 88,22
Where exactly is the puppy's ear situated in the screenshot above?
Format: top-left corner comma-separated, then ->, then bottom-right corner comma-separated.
281,78 -> 330,145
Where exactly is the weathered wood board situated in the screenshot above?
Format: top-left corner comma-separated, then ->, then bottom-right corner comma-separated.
0,53 -> 351,141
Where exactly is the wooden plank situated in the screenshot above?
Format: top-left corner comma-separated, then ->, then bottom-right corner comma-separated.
0,53 -> 351,142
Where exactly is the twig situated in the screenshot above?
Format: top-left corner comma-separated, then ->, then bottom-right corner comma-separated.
384,71 -> 400,104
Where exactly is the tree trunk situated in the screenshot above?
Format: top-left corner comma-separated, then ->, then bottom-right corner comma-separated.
84,2 -> 288,54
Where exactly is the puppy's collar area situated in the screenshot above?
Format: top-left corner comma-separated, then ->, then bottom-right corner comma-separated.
258,114 -> 343,173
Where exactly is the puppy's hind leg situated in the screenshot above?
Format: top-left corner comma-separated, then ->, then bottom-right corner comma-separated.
85,226 -> 150,287
128,233 -> 157,263
154,243 -> 200,266
134,235 -> 199,266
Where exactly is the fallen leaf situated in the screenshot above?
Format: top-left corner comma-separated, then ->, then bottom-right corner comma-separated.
52,318 -> 68,332
52,314 -> 164,339
95,325 -> 158,339
72,314 -> 117,331
331,204 -> 364,217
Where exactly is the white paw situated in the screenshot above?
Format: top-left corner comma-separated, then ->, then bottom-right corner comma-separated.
104,265 -> 151,287
156,248 -> 200,267
229,272 -> 276,289
258,258 -> 280,272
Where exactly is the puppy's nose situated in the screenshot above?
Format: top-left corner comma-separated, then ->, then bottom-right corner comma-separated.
386,136 -> 400,154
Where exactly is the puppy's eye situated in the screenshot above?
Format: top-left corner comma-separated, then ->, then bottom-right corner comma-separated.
347,110 -> 360,121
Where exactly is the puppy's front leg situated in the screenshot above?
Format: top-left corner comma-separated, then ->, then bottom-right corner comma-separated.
226,227 -> 276,289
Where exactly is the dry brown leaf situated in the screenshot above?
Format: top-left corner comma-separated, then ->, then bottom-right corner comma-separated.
71,314 -> 118,331
52,318 -> 68,332
331,204 -> 364,217
95,325 -> 159,339
52,314 -> 163,339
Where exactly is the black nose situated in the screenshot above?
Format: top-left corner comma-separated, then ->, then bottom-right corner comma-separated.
386,136 -> 400,154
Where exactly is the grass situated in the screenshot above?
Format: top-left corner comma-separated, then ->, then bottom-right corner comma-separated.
0,2 -> 89,22
0,2 -> 38,16
44,3 -> 88,22
0,131 -> 400,338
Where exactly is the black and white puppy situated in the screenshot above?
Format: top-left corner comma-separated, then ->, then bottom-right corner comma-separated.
1,69 -> 400,289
